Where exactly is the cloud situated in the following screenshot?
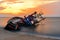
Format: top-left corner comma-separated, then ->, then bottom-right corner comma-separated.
4,0 -> 17,2
0,0 -> 59,14
0,7 -> 5,10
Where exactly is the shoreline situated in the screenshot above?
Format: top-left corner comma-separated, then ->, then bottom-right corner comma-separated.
0,27 -> 60,40
19,32 -> 60,40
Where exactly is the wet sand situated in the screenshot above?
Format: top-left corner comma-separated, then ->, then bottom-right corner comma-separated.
0,27 -> 59,40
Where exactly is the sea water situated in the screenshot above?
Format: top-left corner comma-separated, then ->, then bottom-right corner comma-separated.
0,17 -> 60,38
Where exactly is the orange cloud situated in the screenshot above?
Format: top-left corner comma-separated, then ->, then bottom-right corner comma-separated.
0,0 -> 58,15
0,7 -> 5,10
4,0 -> 17,2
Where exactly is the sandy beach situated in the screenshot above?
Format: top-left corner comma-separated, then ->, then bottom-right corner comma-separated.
0,27 -> 59,40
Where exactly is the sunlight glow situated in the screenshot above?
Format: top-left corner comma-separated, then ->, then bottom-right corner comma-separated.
0,0 -> 58,14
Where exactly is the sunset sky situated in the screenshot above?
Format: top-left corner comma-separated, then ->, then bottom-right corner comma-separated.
0,0 -> 60,17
